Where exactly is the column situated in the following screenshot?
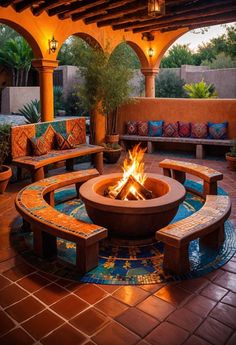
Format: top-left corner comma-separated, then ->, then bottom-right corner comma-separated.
141,68 -> 159,98
32,59 -> 59,122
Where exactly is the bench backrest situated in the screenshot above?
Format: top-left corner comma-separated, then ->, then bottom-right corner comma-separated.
11,118 -> 86,159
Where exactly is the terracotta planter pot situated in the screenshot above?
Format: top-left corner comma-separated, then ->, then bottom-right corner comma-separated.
104,149 -> 122,164
226,154 -> 236,171
105,134 -> 119,144
0,165 -> 12,194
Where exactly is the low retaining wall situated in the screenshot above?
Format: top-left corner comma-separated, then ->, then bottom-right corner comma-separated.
1,86 -> 40,114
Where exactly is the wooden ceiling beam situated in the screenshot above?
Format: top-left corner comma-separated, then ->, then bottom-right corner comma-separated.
97,9 -> 147,27
47,0 -> 104,17
0,0 -> 14,6
32,0 -> 73,16
13,0 -> 41,13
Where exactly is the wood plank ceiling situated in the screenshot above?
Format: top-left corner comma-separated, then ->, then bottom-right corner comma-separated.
0,0 -> 235,34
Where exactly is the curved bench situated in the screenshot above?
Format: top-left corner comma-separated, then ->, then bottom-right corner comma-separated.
156,195 -> 231,275
15,169 -> 108,274
159,159 -> 223,197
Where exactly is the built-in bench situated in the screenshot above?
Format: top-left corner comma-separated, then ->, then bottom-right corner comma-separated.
15,169 -> 108,274
11,118 -> 104,182
120,135 -> 233,159
156,195 -> 231,275
159,159 -> 223,197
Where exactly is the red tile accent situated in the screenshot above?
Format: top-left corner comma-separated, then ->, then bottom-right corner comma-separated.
41,323 -> 87,345
137,296 -> 175,321
5,296 -> 45,322
22,309 -> 64,340
92,321 -> 140,345
113,286 -> 149,306
221,291 -> 236,307
34,283 -> 69,305
0,310 -> 15,336
75,284 -> 107,304
195,317 -> 233,345
167,307 -> 203,332
154,285 -> 192,306
210,302 -> 236,329
0,327 -> 35,345
18,273 -> 50,292
95,296 -> 128,317
70,307 -> 109,335
184,295 -> 217,317
200,283 -> 228,301
51,294 -> 89,319
0,284 -> 28,308
116,307 -> 159,337
145,321 -> 189,345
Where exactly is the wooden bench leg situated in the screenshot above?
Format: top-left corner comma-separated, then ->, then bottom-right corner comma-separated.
172,170 -> 186,184
21,218 -> 31,233
44,191 -> 55,207
66,158 -> 74,171
163,168 -> 171,178
162,243 -> 190,275
76,242 -> 99,274
147,141 -> 154,154
32,167 -> 44,182
33,226 -> 57,258
200,224 -> 225,250
93,152 -> 103,175
203,181 -> 217,196
196,144 -> 205,159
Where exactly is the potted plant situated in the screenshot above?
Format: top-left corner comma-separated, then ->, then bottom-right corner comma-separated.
103,142 -> 122,164
226,139 -> 236,171
0,124 -> 12,194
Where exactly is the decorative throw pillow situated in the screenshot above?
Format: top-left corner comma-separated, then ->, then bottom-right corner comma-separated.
148,120 -> 163,137
29,136 -> 48,156
163,122 -> 178,137
127,121 -> 138,135
191,122 -> 208,139
137,121 -> 148,136
55,132 -> 76,150
178,121 -> 191,138
208,122 -> 228,139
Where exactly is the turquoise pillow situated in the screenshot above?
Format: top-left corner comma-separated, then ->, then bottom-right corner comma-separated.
208,122 -> 228,139
148,121 -> 163,137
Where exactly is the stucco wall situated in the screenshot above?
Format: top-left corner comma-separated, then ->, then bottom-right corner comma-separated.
1,86 -> 40,114
117,98 -> 236,139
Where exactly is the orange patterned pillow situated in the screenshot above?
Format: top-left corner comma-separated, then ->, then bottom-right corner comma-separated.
55,132 -> 76,150
29,136 -> 48,156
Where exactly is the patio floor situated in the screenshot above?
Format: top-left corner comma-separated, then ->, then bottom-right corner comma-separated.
0,152 -> 236,345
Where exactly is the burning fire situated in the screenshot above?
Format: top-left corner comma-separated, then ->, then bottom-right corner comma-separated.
106,144 -> 152,200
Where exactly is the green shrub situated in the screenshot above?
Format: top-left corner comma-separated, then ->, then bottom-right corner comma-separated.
53,86 -> 64,115
0,123 -> 11,168
155,70 -> 186,98
183,79 -> 218,98
64,88 -> 87,116
18,99 -> 41,123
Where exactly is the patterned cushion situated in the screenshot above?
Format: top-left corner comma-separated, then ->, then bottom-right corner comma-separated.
55,132 -> 76,150
178,121 -> 191,138
148,121 -> 163,137
127,121 -> 138,135
29,136 -> 48,156
208,122 -> 228,139
163,122 -> 178,137
137,121 -> 148,136
191,123 -> 208,139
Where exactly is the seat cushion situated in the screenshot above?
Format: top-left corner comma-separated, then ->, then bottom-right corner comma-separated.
208,122 -> 228,139
29,136 -> 48,156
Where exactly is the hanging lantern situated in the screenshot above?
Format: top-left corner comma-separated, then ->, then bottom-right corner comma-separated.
148,0 -> 165,17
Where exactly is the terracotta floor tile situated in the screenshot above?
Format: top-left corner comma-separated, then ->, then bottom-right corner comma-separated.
210,302 -> 236,329
97,284 -> 120,294
95,295 -> 128,317
0,283 -> 28,308
18,273 -> 50,292
221,291 -> 236,307
113,286 -> 149,306
176,277 -> 209,293
34,283 -> 69,305
75,284 -> 107,304
214,271 -> 236,293
154,285 -> 192,306
51,294 -> 89,319
184,335 -> 212,345
5,296 -> 45,322
137,341 -> 150,345
167,307 -> 203,332
137,295 -> 175,321
22,309 -> 64,340
0,310 -> 15,336
70,307 -> 109,335
184,294 -> 217,317
227,331 -> 236,345
195,317 -> 233,345
140,284 -> 165,293
222,261 -> 236,274
41,323 -> 87,345
0,274 -> 11,290
116,307 -> 159,337
0,327 -> 35,345
145,321 -> 189,345
2,264 -> 35,282
92,321 -> 140,345
200,283 -> 228,301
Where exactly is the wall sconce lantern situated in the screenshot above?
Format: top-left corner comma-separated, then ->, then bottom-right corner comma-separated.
49,36 -> 58,53
142,32 -> 154,41
148,47 -> 154,58
148,0 -> 165,17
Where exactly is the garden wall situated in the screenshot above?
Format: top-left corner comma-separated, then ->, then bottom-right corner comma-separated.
1,86 -> 40,114
117,98 -> 236,139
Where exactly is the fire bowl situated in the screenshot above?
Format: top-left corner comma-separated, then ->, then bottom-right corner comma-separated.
79,173 -> 186,239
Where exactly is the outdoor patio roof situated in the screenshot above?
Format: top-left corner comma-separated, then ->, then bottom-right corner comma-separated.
0,0 -> 236,34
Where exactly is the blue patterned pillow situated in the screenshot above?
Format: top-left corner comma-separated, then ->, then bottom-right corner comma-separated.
208,122 -> 228,139
148,121 -> 163,137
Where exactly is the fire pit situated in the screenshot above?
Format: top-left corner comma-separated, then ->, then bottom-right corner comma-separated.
80,145 -> 185,239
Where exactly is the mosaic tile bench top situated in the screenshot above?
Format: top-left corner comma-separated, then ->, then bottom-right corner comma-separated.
157,195 -> 231,245
15,169 -> 107,241
11,118 -> 86,159
159,159 -> 223,182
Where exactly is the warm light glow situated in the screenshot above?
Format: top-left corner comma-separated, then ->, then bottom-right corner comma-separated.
148,47 -> 154,57
148,0 -> 165,17
49,36 -> 58,53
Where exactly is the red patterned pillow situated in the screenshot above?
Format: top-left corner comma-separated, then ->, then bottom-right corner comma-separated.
29,136 -> 48,156
137,121 -> 148,136
163,122 -> 178,137
127,121 -> 138,135
178,121 -> 191,138
55,132 -> 76,150
191,123 -> 208,139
